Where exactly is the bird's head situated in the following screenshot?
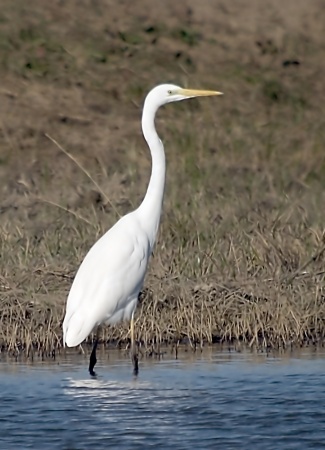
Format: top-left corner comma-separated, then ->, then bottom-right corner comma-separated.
145,83 -> 223,109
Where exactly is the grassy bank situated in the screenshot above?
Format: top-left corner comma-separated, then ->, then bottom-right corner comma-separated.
0,0 -> 325,355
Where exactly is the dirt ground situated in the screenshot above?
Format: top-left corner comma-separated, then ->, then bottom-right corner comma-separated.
0,0 -> 325,354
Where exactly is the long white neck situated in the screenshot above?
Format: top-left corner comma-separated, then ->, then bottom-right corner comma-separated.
137,99 -> 166,248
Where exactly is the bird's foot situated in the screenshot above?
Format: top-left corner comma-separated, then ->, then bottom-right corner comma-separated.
89,355 -> 97,376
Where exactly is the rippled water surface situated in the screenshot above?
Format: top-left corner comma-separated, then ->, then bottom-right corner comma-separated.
0,347 -> 324,449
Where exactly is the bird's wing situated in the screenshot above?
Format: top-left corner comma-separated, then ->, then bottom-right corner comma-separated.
63,213 -> 150,346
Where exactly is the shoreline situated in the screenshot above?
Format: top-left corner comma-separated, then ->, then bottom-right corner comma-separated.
1,281 -> 324,356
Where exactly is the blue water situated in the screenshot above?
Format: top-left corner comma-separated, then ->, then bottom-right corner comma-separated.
0,348 -> 324,449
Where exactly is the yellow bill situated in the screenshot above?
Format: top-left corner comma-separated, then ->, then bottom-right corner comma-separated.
178,88 -> 223,97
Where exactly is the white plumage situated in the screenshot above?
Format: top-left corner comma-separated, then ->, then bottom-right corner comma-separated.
63,214 -> 150,347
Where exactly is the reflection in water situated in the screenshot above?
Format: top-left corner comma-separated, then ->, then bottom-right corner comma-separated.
0,348 -> 325,449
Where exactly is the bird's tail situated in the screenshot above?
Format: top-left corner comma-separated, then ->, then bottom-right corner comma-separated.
63,309 -> 95,347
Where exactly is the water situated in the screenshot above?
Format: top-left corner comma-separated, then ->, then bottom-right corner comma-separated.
0,347 -> 324,449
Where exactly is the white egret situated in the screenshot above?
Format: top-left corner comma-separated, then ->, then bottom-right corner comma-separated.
62,84 -> 222,376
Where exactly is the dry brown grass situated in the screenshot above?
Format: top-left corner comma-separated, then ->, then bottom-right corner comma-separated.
0,0 -> 325,355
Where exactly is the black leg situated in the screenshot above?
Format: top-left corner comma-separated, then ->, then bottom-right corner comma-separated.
132,351 -> 139,376
89,339 -> 98,376
130,314 -> 139,376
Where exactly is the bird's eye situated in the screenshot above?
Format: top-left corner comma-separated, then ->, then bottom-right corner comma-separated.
167,90 -> 172,95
